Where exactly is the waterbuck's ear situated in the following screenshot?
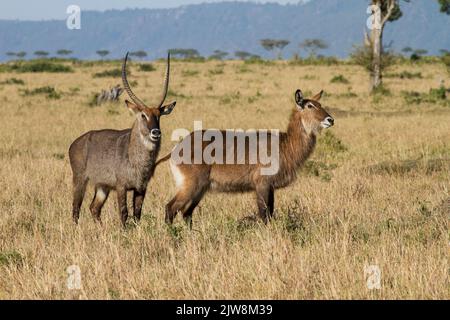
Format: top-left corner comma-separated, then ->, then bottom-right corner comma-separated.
312,90 -> 324,101
295,89 -> 305,109
160,101 -> 176,116
125,100 -> 142,114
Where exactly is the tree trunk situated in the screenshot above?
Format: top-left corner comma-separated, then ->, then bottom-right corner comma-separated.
370,0 -> 383,92
371,26 -> 383,91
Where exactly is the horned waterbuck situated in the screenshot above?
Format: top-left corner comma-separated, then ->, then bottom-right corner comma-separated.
69,53 -> 176,226
157,89 -> 334,226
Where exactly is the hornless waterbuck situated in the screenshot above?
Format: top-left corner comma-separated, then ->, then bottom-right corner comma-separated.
156,89 -> 334,226
69,53 -> 176,226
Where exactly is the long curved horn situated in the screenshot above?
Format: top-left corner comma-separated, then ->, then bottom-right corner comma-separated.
122,52 -> 148,107
156,52 -> 170,108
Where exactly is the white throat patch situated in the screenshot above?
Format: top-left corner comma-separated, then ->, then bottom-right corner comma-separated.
138,119 -> 157,151
301,118 -> 314,135
140,133 -> 156,151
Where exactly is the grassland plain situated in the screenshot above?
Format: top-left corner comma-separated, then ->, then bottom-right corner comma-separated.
0,59 -> 448,299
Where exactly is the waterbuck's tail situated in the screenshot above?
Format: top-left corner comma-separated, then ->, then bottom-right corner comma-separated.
155,153 -> 171,167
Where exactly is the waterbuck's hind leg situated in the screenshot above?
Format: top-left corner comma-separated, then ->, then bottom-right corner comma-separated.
182,189 -> 207,229
132,190 -> 146,223
116,186 -> 128,228
89,186 -> 110,223
165,192 -> 203,227
165,180 -> 208,226
165,195 -> 181,225
72,177 -> 88,224
255,184 -> 275,224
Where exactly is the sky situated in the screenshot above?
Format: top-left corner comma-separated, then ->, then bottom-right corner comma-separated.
0,0 -> 306,20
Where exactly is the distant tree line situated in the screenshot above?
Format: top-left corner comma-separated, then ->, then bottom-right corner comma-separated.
3,49 -> 149,60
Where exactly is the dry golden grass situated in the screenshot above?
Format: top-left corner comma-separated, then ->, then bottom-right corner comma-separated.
0,59 -> 448,299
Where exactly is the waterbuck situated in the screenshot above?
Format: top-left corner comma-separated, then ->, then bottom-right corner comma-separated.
156,89 -> 334,226
69,53 -> 176,226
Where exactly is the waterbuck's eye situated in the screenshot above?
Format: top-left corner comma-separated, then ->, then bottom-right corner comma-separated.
141,114 -> 147,120
308,104 -> 314,109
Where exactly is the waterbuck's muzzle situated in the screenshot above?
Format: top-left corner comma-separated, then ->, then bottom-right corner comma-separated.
150,128 -> 161,142
321,116 -> 334,129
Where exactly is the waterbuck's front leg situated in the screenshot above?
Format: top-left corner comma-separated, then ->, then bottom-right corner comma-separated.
255,184 -> 275,224
89,186 -> 110,223
133,190 -> 146,222
116,186 -> 128,227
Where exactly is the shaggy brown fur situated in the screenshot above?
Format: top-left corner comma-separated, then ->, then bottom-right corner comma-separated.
69,53 -> 176,227
157,89 -> 334,226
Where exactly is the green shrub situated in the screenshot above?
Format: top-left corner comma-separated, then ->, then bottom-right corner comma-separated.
429,86 -> 447,100
208,68 -> 224,75
302,75 -> 317,80
88,93 -> 99,107
442,53 -> 450,73
350,45 -> 397,74
69,87 -> 80,95
371,85 -> 392,97
302,160 -> 337,182
330,74 -> 350,84
0,250 -> 23,266
93,69 -> 122,78
402,86 -> 448,105
139,64 -> 156,72
0,77 -> 25,85
385,71 -> 423,79
316,131 -> 348,156
365,159 -> 449,175
289,56 -> 340,66
0,60 -> 73,73
248,90 -> 262,104
410,53 -> 421,62
237,65 -> 251,73
52,153 -> 65,160
182,69 -> 200,77
21,86 -> 61,99
167,89 -> 187,99
337,91 -> 358,98
219,92 -> 241,105
244,58 -> 275,66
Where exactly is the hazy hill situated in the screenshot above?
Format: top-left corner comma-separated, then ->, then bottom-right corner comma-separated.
0,0 -> 448,61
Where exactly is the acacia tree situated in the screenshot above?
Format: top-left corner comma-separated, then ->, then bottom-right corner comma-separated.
96,50 -> 110,60
364,0 -> 449,92
401,46 -> 413,56
364,1 -> 405,91
57,49 -> 73,57
16,51 -> 26,59
299,39 -> 328,57
130,50 -> 148,60
438,0 -> 450,13
260,39 -> 290,59
34,50 -> 49,58
209,50 -> 228,60
274,40 -> 290,59
235,51 -> 252,60
170,48 -> 200,59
